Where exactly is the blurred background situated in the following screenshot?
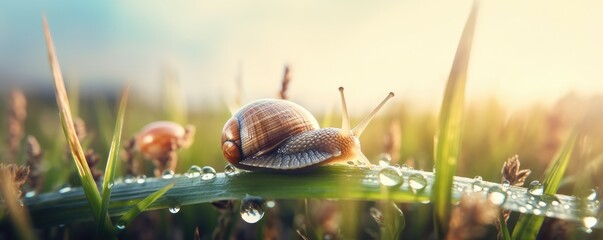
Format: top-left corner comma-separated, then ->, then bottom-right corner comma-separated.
1,0 -> 602,112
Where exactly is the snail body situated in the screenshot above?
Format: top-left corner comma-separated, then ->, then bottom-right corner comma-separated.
222,88 -> 394,171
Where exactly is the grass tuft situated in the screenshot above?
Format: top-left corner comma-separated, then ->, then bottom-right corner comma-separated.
432,0 -> 480,236
98,87 -> 129,234
43,15 -> 112,228
511,133 -> 577,240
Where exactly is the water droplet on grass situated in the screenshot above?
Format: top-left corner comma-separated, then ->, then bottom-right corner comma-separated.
378,153 -> 392,167
471,179 -> 484,192
528,180 -> 544,196
487,186 -> 507,205
124,175 -> 135,184
162,169 -> 175,179
25,191 -> 36,198
266,200 -> 276,208
409,173 -> 427,191
201,166 -> 217,180
169,205 -> 181,214
59,185 -> 72,193
378,166 -> 403,187
187,165 -> 202,178
116,220 -> 126,230
240,195 -> 266,224
474,176 -> 482,181
136,175 -> 147,184
586,188 -> 598,201
224,164 -> 237,176
583,216 -> 597,234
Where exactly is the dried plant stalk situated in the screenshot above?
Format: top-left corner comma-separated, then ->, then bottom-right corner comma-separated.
6,89 -> 27,163
25,135 -> 43,192
278,64 -> 291,100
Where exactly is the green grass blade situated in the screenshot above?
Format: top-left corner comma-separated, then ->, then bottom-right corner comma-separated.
97,87 -> 129,233
498,212 -> 511,240
432,1 -> 480,236
43,16 -> 111,227
511,133 -> 577,240
117,182 -> 175,229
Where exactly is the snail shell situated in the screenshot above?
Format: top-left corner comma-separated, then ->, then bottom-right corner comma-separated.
221,88 -> 394,171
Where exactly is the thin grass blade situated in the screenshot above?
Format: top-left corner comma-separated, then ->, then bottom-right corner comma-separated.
432,1 -> 480,237
117,182 -> 175,229
43,16 -> 110,226
97,87 -> 129,233
498,212 -> 511,240
511,133 -> 577,240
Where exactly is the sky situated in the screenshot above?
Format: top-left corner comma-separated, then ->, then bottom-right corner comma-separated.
1,0 -> 602,113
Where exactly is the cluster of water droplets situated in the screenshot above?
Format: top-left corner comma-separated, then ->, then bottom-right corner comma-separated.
376,156 -> 429,197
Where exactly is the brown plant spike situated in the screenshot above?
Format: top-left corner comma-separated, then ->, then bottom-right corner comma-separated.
501,155 -> 531,187
25,135 -> 43,192
0,163 -> 30,200
278,64 -> 291,100
6,89 -> 27,163
447,193 -> 499,240
498,155 -> 532,238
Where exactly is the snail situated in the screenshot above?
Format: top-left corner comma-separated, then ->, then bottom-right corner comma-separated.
132,121 -> 195,176
221,87 -> 394,171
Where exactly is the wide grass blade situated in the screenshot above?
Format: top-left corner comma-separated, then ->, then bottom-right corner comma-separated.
43,16 -> 110,226
97,87 -> 129,233
498,212 -> 511,240
117,182 -> 175,229
511,133 -> 577,240
432,0 -> 480,236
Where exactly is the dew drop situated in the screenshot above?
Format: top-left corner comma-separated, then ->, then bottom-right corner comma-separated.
518,206 -> 527,213
538,201 -> 547,208
266,200 -> 276,208
471,179 -> 484,192
586,188 -> 598,201
408,173 -> 427,191
136,175 -> 147,184
400,164 -> 409,171
378,153 -> 392,167
162,169 -> 175,179
551,200 -> 560,206
240,195 -> 266,224
224,164 -> 237,176
25,191 -> 36,198
59,185 -> 72,193
487,186 -> 507,205
378,166 -> 403,187
124,175 -> 135,184
169,205 -> 181,214
107,181 -> 114,189
583,216 -> 597,234
474,176 -> 483,181
528,180 -> 544,196
347,161 -> 355,166
116,220 -> 126,230
187,165 -> 202,178
533,209 -> 542,215
502,180 -> 510,188
201,166 -> 217,180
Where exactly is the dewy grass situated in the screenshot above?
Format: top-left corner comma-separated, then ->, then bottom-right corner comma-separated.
24,166 -> 596,227
98,87 -> 129,234
511,133 -> 577,240
432,0 -> 479,237
43,16 -> 111,227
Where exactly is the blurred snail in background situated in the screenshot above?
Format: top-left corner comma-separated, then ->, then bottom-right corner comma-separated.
221,87 -> 394,171
129,121 -> 195,177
